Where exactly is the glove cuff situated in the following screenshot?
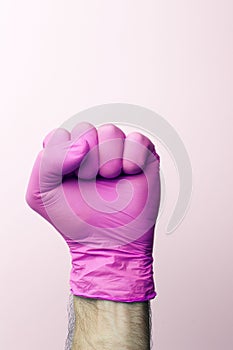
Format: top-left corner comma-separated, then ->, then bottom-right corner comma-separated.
68,241 -> 157,303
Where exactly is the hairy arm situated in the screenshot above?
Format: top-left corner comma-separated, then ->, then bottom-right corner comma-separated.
71,295 -> 151,350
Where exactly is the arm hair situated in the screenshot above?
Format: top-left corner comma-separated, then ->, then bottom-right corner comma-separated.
65,294 -> 152,350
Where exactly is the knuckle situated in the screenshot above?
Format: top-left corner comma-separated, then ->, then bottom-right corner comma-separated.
126,132 -> 147,144
127,131 -> 150,147
98,123 -> 123,138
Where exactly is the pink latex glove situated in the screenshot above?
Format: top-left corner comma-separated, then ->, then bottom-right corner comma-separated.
25,122 -> 160,302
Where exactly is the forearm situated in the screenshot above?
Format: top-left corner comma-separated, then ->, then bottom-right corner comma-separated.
71,295 -> 151,350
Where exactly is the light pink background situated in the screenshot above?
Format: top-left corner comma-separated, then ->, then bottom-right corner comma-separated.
1,1 -> 233,349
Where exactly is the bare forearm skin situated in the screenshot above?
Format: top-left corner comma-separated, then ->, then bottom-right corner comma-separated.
71,295 -> 151,350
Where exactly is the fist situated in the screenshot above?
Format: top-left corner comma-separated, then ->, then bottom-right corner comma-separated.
25,122 -> 160,248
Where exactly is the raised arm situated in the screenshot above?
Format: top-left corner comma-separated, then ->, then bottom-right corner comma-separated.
71,295 -> 151,350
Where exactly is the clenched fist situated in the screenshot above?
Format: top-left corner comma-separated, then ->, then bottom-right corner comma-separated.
25,122 -> 160,302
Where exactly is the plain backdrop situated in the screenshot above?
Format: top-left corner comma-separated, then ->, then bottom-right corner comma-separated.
1,1 -> 233,349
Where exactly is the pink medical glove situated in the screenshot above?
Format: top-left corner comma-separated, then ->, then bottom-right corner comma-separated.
25,122 -> 160,302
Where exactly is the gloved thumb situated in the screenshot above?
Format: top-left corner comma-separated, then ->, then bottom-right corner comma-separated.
40,128 -> 90,191
26,128 -> 90,206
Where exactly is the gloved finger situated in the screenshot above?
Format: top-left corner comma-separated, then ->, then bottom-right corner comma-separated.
26,128 -> 71,209
42,128 -> 70,147
97,123 -> 126,178
122,132 -> 156,175
71,122 -> 99,179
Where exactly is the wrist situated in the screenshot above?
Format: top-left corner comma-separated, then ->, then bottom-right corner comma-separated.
68,238 -> 156,303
